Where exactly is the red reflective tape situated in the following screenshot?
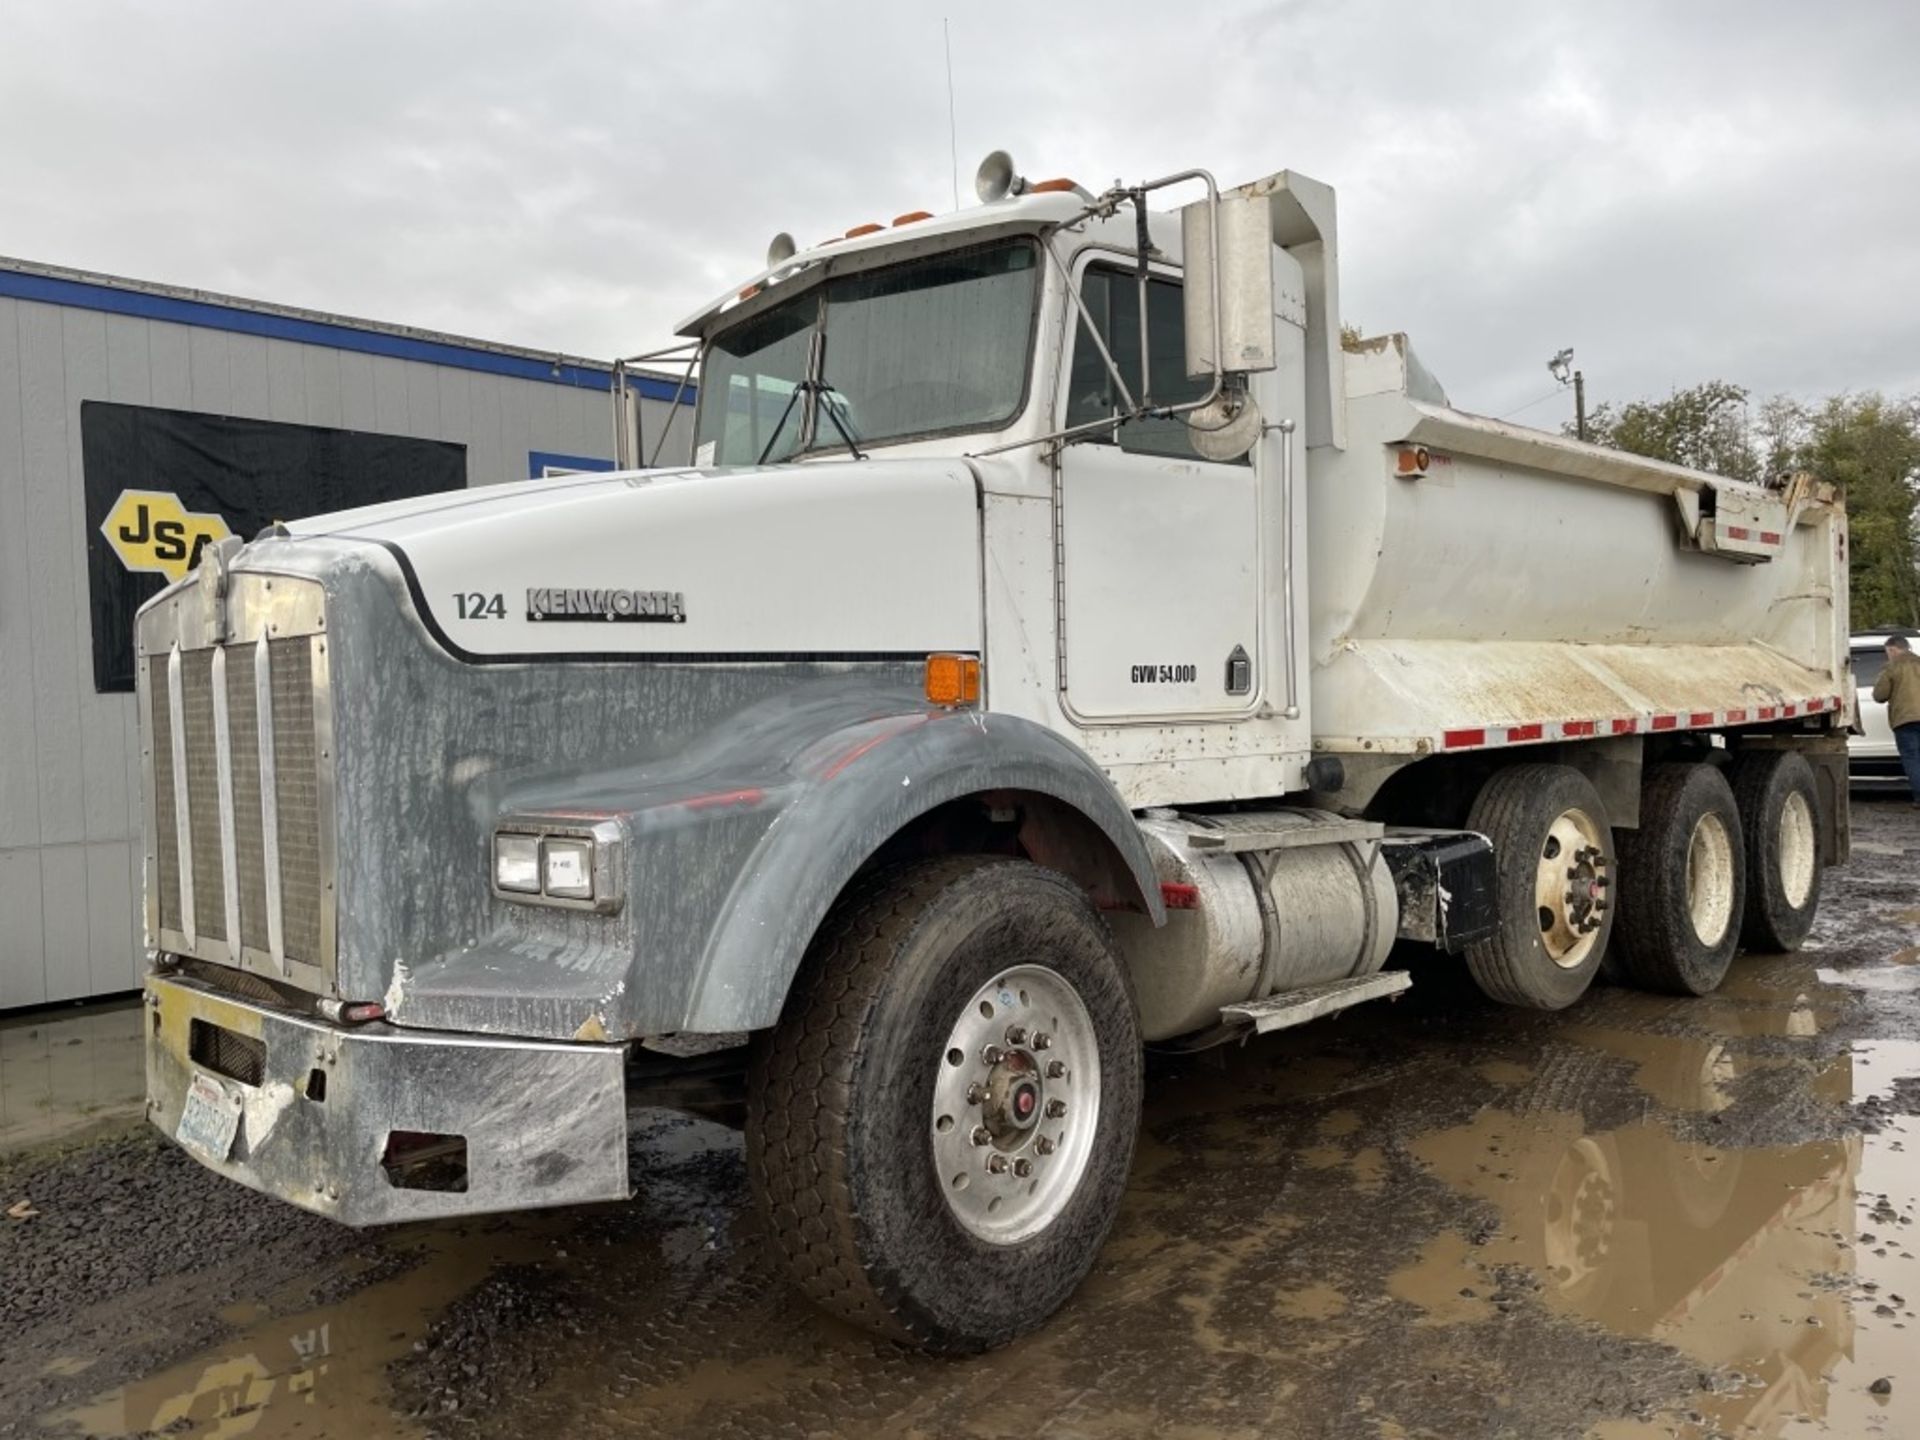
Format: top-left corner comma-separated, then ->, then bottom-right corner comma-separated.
1562,720 -> 1596,738
1160,882 -> 1200,910
1760,530 -> 1782,544
1651,714 -> 1680,731
1782,703 -> 1798,717
1444,728 -> 1487,749
1688,711 -> 1715,727
1611,718 -> 1639,735
1724,708 -> 1748,723
1506,724 -> 1544,743
1725,525 -> 1751,540
1757,705 -> 1777,720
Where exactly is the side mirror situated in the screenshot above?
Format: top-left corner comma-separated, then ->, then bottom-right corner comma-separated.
1181,191 -> 1276,379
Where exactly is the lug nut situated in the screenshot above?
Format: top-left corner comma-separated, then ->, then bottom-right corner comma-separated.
987,1154 -> 1010,1174
1031,1032 -> 1053,1051
982,1044 -> 1006,1066
1035,1136 -> 1056,1155
966,1083 -> 986,1105
1046,1060 -> 1066,1079
1013,1158 -> 1033,1178
1045,1099 -> 1067,1119
971,1126 -> 992,1147
1005,1025 -> 1028,1046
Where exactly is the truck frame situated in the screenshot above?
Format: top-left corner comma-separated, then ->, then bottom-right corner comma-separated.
139,153 -> 1850,1351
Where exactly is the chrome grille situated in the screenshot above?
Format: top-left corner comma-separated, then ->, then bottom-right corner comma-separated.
142,574 -> 334,992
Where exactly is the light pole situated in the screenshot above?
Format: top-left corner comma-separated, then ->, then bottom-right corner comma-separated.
1548,348 -> 1586,441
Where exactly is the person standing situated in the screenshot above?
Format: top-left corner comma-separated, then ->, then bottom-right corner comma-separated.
1875,634 -> 1920,807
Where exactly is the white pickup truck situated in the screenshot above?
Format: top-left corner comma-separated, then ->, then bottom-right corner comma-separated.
137,152 -> 1851,1351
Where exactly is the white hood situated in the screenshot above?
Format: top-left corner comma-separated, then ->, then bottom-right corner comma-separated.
297,460 -> 983,661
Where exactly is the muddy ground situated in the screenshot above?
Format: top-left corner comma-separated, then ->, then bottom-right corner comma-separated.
2,794 -> 1917,1440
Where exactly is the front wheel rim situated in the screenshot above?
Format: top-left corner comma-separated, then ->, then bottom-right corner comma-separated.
1777,790 -> 1816,909
930,964 -> 1101,1245
1686,812 -> 1737,946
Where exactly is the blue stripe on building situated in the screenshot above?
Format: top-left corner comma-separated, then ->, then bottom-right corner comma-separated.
0,267 -> 696,404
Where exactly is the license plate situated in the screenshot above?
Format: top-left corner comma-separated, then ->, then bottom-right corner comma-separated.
176,1071 -> 243,1164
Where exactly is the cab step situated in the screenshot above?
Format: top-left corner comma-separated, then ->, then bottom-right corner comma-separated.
1219,970 -> 1413,1034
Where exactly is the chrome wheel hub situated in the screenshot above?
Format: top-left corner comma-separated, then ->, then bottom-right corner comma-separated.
932,964 -> 1100,1245
1535,809 -> 1609,968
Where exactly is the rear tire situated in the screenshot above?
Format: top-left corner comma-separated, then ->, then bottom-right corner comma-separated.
1727,749 -> 1822,953
1612,764 -> 1746,996
747,856 -> 1142,1353
1463,764 -> 1616,1010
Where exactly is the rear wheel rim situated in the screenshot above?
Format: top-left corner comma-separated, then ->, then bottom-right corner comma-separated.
1686,812 -> 1736,946
1778,790 -> 1816,909
1534,808 -> 1609,968
931,964 -> 1101,1245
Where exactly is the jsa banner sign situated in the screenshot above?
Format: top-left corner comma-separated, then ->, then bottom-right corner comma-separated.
82,402 -> 465,692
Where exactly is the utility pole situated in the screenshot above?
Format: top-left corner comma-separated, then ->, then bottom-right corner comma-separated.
1548,348 -> 1586,441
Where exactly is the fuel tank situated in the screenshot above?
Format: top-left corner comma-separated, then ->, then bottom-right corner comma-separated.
1109,810 -> 1398,1041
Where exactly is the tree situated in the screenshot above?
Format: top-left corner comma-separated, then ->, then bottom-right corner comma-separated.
1771,394 -> 1920,629
1577,380 -> 1760,482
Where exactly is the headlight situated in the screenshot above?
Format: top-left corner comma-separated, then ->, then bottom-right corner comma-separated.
493,834 -> 540,893
542,838 -> 594,899
490,819 -> 625,913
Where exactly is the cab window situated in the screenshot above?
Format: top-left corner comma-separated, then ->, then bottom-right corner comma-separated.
1064,265 -> 1228,462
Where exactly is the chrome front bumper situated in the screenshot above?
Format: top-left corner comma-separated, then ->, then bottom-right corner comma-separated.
145,973 -> 630,1226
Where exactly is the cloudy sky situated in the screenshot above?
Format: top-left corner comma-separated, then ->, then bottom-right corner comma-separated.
4,1 -> 1915,422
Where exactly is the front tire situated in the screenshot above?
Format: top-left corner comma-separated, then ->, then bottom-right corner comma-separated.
747,856 -> 1142,1352
1463,764 -> 1616,1010
1612,763 -> 1746,996
1728,749 -> 1822,953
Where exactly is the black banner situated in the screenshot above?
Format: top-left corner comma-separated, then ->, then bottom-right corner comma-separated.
82,403 -> 466,692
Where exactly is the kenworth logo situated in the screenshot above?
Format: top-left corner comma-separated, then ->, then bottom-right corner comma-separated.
526,588 -> 687,623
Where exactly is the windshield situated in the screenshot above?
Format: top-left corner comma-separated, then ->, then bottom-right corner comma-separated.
692,238 -> 1038,465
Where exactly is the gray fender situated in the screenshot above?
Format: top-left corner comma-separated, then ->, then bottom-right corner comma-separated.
681,707 -> 1164,1032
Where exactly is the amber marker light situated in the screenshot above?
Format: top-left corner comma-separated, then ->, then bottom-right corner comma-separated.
893,211 -> 933,226
845,222 -> 884,238
924,653 -> 981,707
1029,178 -> 1081,194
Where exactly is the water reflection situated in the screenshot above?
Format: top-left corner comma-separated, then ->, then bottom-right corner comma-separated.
1406,1031 -> 1919,1438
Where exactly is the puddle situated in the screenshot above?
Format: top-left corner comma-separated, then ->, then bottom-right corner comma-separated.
0,1000 -> 145,1155
46,1228 -> 531,1438
1399,1042 -> 1920,1438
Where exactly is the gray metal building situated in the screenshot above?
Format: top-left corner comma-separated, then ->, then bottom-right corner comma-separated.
0,257 -> 694,1007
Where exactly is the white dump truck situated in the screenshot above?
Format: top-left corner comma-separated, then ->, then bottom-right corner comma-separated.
139,153 -> 1851,1351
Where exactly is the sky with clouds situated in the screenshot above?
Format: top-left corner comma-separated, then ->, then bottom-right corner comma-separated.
4,1 -> 1915,423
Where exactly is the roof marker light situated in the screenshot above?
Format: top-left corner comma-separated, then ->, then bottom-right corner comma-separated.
893,210 -> 933,226
845,222 -> 884,238
1029,178 -> 1080,194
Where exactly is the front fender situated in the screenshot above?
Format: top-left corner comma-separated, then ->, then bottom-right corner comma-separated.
682,707 -> 1165,1032
387,676 -> 1159,1042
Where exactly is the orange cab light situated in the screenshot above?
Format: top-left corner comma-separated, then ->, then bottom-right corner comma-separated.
1029,178 -> 1080,194
924,653 -> 981,708
845,222 -> 884,238
737,283 -> 761,300
893,210 -> 933,226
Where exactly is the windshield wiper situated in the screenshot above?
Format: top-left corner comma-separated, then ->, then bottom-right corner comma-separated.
753,378 -> 867,464
813,382 -> 866,460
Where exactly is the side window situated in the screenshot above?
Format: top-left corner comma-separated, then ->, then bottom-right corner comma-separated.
1064,266 -> 1226,461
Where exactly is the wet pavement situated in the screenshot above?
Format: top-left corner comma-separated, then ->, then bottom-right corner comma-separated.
2,795 -> 1916,1440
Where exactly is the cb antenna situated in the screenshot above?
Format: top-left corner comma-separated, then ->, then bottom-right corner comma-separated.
944,18 -> 959,210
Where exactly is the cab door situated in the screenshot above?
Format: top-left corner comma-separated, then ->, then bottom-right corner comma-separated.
1055,260 -> 1263,722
